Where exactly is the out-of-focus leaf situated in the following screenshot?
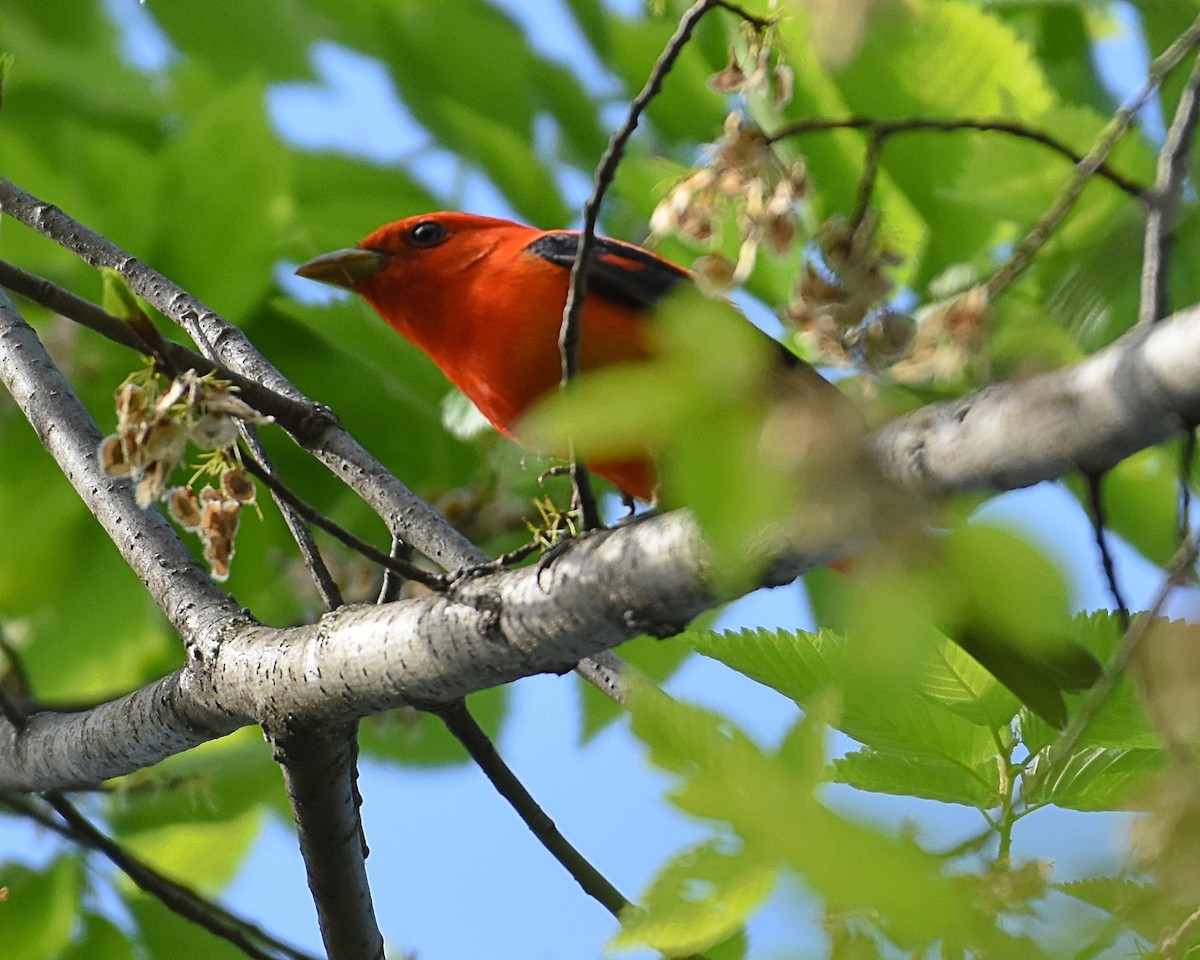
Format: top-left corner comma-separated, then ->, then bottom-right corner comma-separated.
108,728 -> 287,832
60,914 -> 136,960
359,687 -> 508,766
613,841 -> 775,955
627,682 -> 1016,951
1064,447 -> 1181,568
0,857 -> 83,960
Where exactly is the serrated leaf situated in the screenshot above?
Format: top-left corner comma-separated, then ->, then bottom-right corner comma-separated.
627,681 -> 1010,950
1057,877 -> 1196,944
832,748 -> 1000,807
686,627 -> 1001,767
1024,746 -> 1165,812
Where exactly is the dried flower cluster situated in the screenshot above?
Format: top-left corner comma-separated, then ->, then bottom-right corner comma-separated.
783,215 -> 914,370
890,285 -> 990,385
651,113 -> 809,294
99,369 -> 270,581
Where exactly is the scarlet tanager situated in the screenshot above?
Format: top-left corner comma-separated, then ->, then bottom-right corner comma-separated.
295,211 -> 843,502
296,212 -> 1102,726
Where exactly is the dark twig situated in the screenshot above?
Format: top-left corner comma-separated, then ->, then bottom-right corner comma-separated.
1181,431 -> 1196,546
0,258 -> 330,436
239,453 -> 445,590
988,13 -> 1200,300
765,116 -> 1146,198
243,426 -> 344,610
561,0 -> 725,529
1035,535 -> 1199,788
1084,472 -> 1131,628
850,128 -> 885,232
39,792 -> 319,960
436,700 -> 630,918
1140,52 -> 1200,325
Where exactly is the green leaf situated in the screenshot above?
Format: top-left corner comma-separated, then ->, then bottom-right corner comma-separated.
128,891 -> 253,960
1056,876 -> 1196,945
1020,612 -> 1157,754
359,687 -> 508,766
108,728 -> 287,833
118,807 -> 263,894
613,841 -> 776,956
61,914 -> 136,960
152,70 -> 291,320
832,748 -> 1000,807
1024,746 -> 1165,812
686,626 -> 1001,767
0,857 -> 83,960
627,682 -> 1010,950
0,52 -> 13,110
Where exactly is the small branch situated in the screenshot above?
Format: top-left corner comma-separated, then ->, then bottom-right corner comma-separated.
243,427 -> 344,609
987,12 -> 1200,300
1084,472 -> 1131,627
561,0 -> 723,529
1140,52 -> 1200,325
239,451 -> 444,590
0,177 -> 483,574
39,792 -> 318,960
1156,901 -> 1200,958
271,723 -> 384,960
437,701 -> 629,917
1034,535 -> 1199,787
765,116 -> 1146,198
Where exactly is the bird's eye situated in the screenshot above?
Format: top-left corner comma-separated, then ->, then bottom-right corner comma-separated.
408,221 -> 447,247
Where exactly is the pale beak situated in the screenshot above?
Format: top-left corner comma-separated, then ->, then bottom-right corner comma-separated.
295,248 -> 386,289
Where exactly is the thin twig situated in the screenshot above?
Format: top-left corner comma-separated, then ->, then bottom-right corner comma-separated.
1181,431 -> 1196,546
987,12 -> 1200,300
1140,52 -> 1200,325
0,257 -> 331,436
1084,472 -> 1131,628
1156,902 -> 1200,958
765,116 -> 1146,198
1035,535 -> 1199,786
560,0 -> 725,529
239,453 -> 445,590
436,700 -> 630,918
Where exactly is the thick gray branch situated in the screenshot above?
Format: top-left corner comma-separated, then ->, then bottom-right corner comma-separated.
0,510 -> 717,791
874,302 -> 1200,494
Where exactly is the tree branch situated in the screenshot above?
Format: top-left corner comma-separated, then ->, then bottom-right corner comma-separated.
765,116 -> 1146,199
0,176 -> 482,574
561,0 -> 725,529
271,723 -> 384,960
1140,52 -> 1200,325
987,11 -> 1200,300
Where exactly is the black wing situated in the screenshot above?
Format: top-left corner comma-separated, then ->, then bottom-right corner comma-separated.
524,231 -> 689,312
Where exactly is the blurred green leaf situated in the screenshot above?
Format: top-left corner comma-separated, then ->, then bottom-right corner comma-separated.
108,728 -> 287,833
627,681 -> 1015,951
613,840 -> 775,955
359,687 -> 508,766
60,914 -> 137,960
0,857 -> 83,960
129,891 -> 257,960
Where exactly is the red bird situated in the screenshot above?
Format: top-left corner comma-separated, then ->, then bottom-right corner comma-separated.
296,212 -> 830,501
